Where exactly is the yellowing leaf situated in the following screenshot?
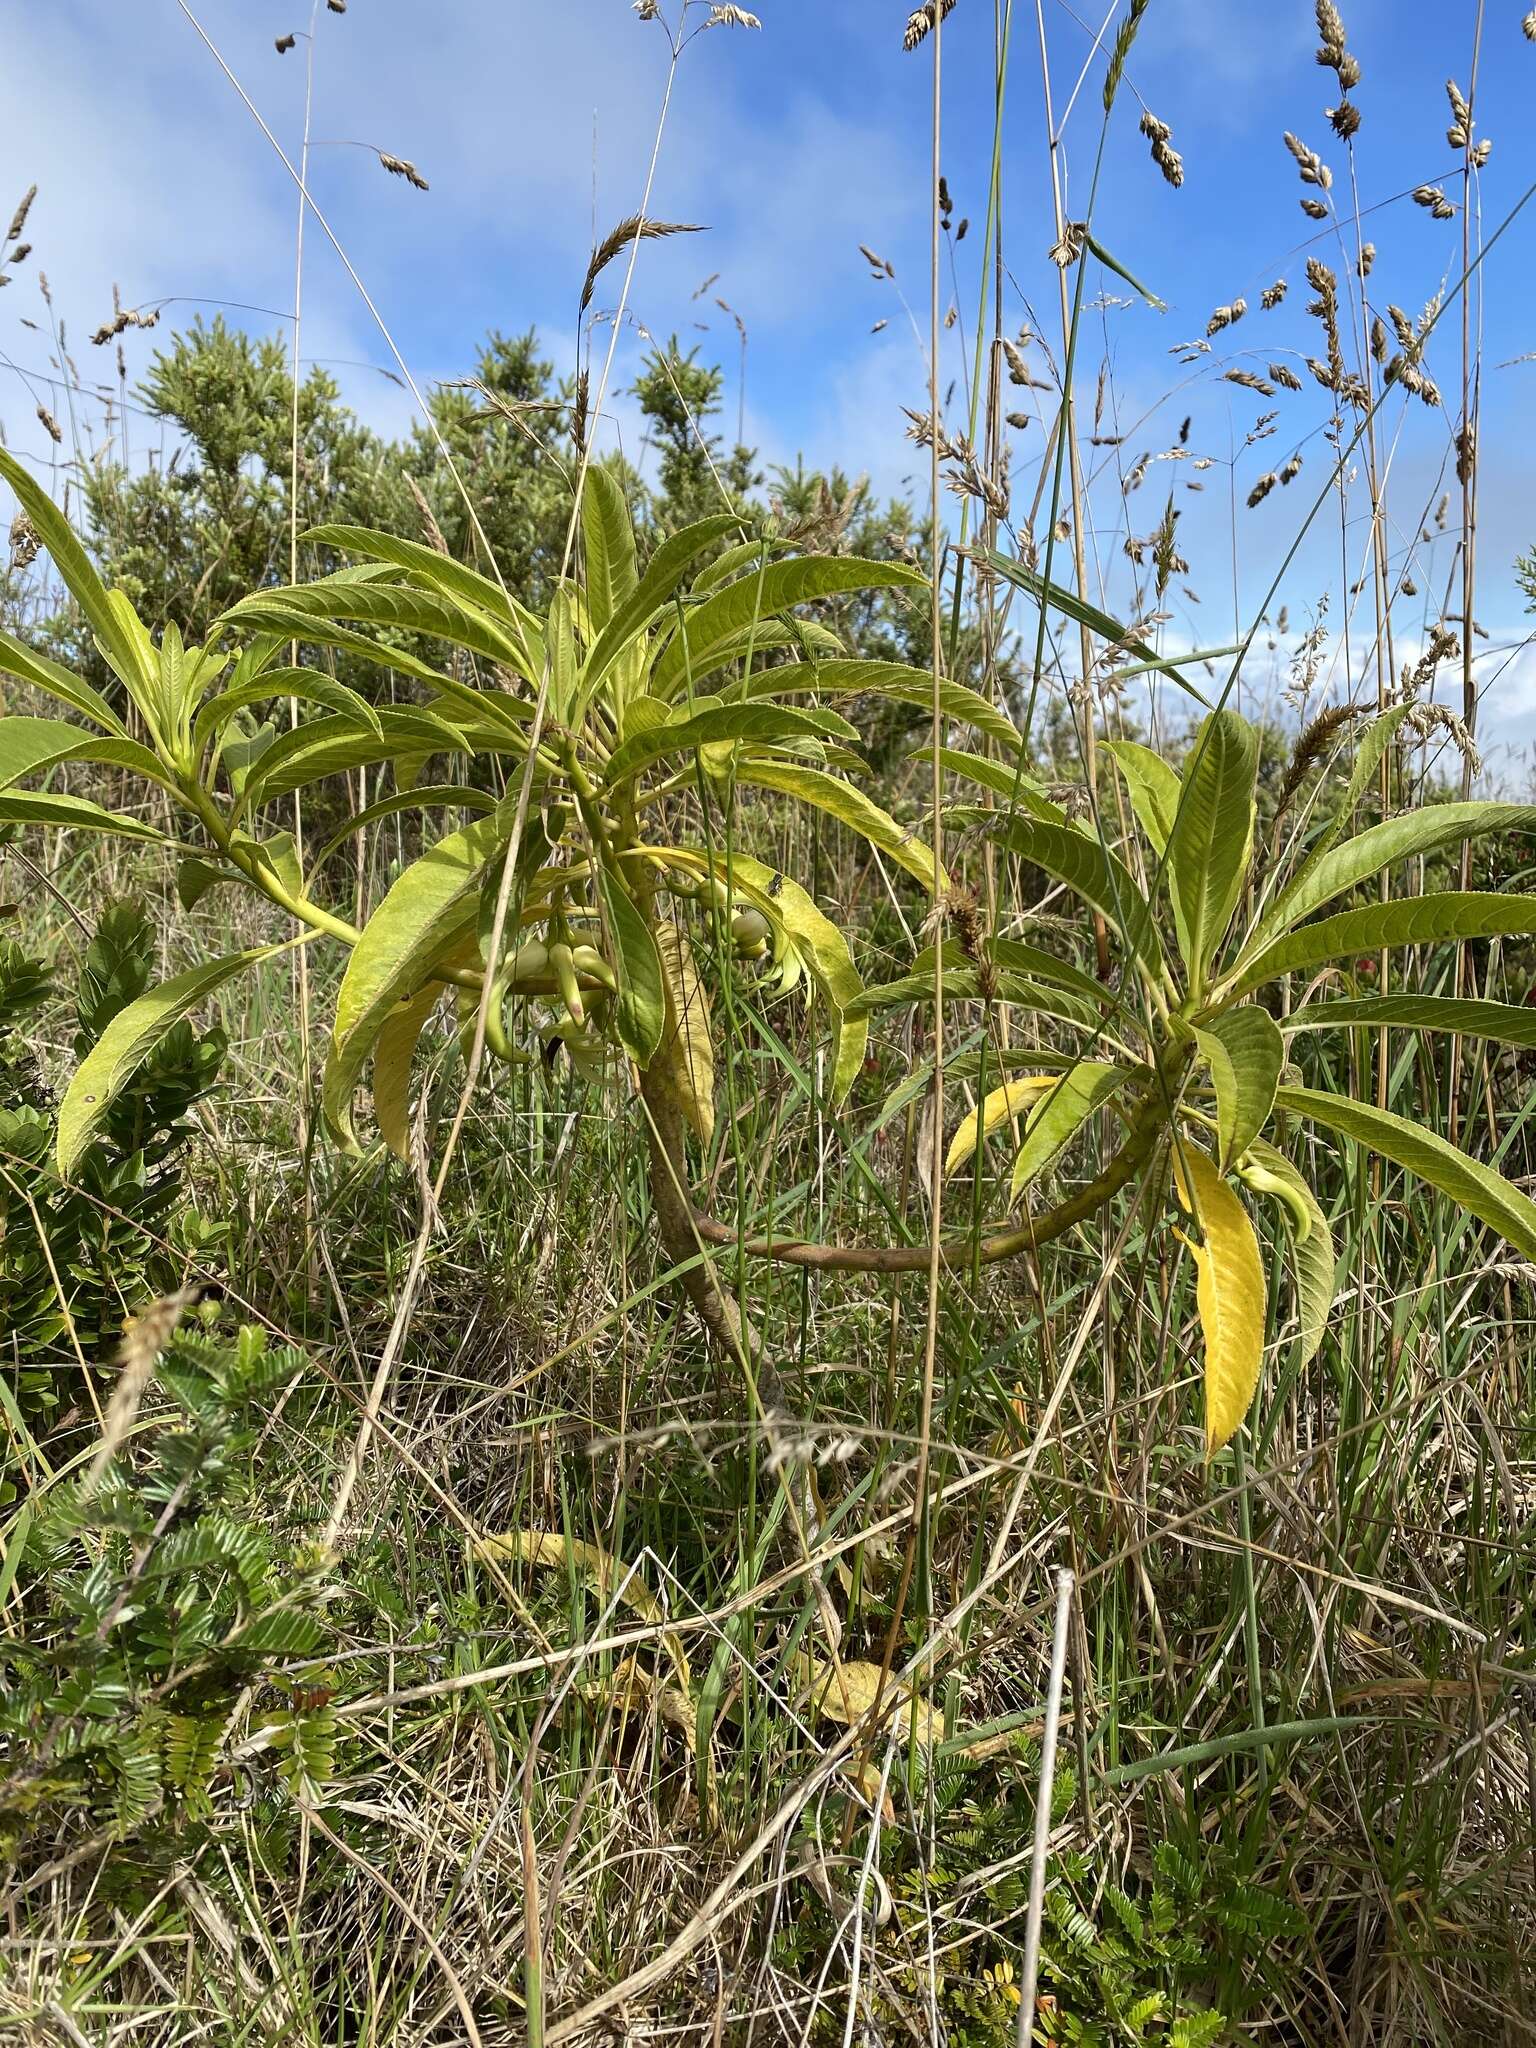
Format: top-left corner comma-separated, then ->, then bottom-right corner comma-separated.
479,1530 -> 691,1690
944,1075 -> 1058,1176
1173,1145 -> 1267,1457
654,919 -> 715,1146
799,1655 -> 942,1747
576,1655 -> 698,1750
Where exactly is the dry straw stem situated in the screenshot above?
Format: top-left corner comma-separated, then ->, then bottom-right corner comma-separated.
580,215 -> 703,311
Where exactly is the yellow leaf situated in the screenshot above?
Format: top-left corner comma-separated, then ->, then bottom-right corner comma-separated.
943,1074 -> 1058,1177
655,918 -> 715,1146
478,1530 -> 691,1691
799,1655 -> 943,1747
576,1655 -> 699,1749
1173,1145 -> 1267,1457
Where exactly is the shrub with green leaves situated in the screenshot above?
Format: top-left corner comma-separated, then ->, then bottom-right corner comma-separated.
0,1318 -> 332,1867
0,447 -> 981,1361
857,661 -> 1536,1452
0,903 -> 226,1470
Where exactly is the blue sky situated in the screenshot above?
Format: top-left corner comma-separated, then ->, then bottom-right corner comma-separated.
7,0 -> 1536,768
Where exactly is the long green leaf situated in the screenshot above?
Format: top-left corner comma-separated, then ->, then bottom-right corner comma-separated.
1276,1085 -> 1536,1261
224,579 -> 529,678
57,947 -> 279,1175
604,703 -> 859,787
0,789 -> 163,841
1242,1137 -> 1335,1366
323,809 -> 509,1148
918,745 -> 1069,825
599,866 -> 666,1066
1228,892 -> 1536,997
193,668 -> 384,749
1102,738 -> 1180,856
303,523 -> 546,679
995,813 -> 1163,973
580,467 -> 638,633
0,628 -> 128,735
0,714 -> 169,792
752,658 -> 1024,752
240,708 -> 474,810
733,760 -> 945,892
1008,1063 -> 1130,1201
987,549 -> 1210,704
1169,710 -> 1257,978
1253,803 -> 1536,950
1286,994 -> 1536,1050
0,449 -> 151,696
650,558 -> 923,701
580,513 -> 743,703
309,784 -> 496,875
1196,1006 -> 1282,1170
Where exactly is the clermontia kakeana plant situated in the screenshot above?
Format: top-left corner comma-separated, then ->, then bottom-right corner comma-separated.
8,434 -> 1536,1458
0,449 -> 975,1369
780,687 -> 1536,1454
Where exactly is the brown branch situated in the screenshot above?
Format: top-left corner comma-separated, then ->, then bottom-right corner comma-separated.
685,1104 -> 1163,1275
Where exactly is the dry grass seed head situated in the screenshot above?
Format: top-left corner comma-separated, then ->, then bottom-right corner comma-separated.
8,510 -> 39,572
1283,130 -> 1333,187
903,0 -> 957,51
378,152 -> 430,192
1139,110 -> 1184,188
36,404 -> 61,444
1261,280 -> 1288,309
1269,361 -> 1304,390
581,216 -> 703,312
1206,298 -> 1247,336
1315,0 -> 1361,88
5,184 -> 37,245
275,32 -> 296,53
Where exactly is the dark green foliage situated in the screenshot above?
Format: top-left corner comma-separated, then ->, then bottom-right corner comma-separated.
0,1319 -> 330,1864
0,904 -> 228,1454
